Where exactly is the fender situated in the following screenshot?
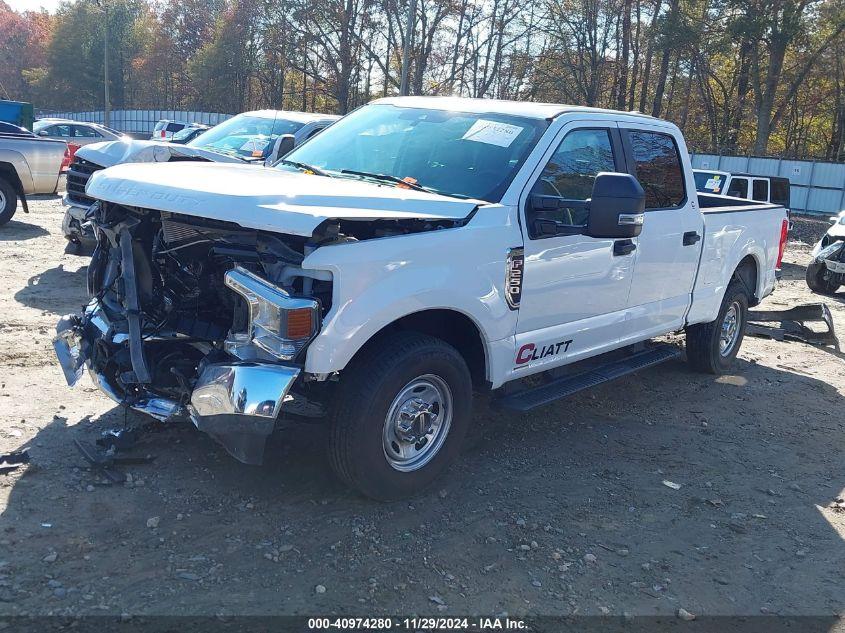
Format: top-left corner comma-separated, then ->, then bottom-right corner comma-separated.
302,205 -> 522,384
0,149 -> 34,194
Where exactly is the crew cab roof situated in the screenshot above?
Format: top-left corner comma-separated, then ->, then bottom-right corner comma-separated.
372,96 -> 658,122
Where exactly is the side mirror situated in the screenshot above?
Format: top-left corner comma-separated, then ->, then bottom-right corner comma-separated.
265,134 -> 296,166
586,172 -> 646,239
37,130 -> 49,137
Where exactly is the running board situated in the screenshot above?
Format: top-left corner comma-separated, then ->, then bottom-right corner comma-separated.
497,344 -> 682,412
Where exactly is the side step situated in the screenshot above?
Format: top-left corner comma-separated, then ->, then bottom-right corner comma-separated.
497,344 -> 682,412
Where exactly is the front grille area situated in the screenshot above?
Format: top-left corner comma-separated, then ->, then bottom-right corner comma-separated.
66,157 -> 103,207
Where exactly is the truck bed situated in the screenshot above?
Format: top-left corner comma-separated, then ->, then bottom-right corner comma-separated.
687,193 -> 788,326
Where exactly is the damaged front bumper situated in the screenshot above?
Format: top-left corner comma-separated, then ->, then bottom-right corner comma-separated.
53,302 -> 301,465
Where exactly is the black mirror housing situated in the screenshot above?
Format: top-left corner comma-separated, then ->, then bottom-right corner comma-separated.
586,172 -> 645,239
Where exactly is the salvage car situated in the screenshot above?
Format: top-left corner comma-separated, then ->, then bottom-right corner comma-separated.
0,129 -> 66,225
806,209 -> 845,295
62,110 -> 339,246
54,97 -> 789,499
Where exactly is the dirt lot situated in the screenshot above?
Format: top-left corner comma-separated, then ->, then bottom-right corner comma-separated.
0,192 -> 844,621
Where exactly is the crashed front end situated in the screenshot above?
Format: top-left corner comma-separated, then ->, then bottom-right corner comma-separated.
53,202 -> 330,464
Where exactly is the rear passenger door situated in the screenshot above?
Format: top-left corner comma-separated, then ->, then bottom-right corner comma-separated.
619,125 -> 703,341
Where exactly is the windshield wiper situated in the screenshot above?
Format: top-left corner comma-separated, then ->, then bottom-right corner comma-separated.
280,159 -> 330,177
339,169 -> 431,192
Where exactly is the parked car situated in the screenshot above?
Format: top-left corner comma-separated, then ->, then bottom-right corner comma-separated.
693,169 -> 791,215
62,110 -> 339,246
169,123 -> 210,144
34,118 -> 128,146
54,97 -> 788,499
0,132 -> 66,225
151,119 -> 191,140
806,209 -> 845,295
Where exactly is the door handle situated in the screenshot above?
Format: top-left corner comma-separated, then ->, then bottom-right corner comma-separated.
683,231 -> 701,246
613,239 -> 636,256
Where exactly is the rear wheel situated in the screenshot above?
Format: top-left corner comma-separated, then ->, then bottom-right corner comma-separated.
686,280 -> 749,374
0,177 -> 17,226
328,331 -> 473,500
806,261 -> 840,295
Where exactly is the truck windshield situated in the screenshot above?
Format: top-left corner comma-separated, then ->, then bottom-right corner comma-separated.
694,171 -> 727,194
278,104 -> 547,202
189,114 -> 305,159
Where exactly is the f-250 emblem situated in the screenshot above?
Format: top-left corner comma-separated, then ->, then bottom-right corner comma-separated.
505,247 -> 524,310
516,340 -> 573,365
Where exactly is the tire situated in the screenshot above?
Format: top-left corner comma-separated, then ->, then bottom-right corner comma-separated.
686,279 -> 749,374
328,331 -> 473,501
0,177 -> 17,227
805,261 -> 840,295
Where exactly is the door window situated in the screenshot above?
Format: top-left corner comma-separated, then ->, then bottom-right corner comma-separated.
73,125 -> 100,138
752,179 -> 769,201
627,131 -> 685,209
527,128 -> 616,234
726,177 -> 748,198
47,124 -> 71,137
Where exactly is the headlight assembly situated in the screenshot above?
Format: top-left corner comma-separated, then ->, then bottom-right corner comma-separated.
815,241 -> 845,264
224,266 -> 320,361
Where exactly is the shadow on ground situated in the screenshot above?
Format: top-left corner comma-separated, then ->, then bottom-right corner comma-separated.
0,355 -> 843,620
14,264 -> 88,314
0,220 -> 50,242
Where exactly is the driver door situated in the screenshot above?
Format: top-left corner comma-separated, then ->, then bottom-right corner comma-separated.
515,122 -> 635,375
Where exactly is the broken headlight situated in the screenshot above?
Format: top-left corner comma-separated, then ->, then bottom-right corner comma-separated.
224,266 -> 320,361
815,241 -> 844,264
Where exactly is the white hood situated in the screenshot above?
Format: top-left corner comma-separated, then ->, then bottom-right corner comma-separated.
86,162 -> 479,237
75,139 -> 246,168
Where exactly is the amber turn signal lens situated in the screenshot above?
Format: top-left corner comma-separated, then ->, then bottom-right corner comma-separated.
286,308 -> 313,339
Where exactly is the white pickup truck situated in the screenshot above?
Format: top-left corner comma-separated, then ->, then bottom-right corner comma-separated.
54,97 -> 789,499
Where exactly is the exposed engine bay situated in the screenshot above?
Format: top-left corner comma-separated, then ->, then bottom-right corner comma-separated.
55,201 -> 341,464
54,199 -> 466,464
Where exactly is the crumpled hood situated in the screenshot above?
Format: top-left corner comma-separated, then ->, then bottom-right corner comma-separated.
86,162 -> 479,237
75,139 -> 246,168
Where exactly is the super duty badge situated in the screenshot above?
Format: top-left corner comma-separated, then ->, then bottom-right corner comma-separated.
505,247 -> 524,310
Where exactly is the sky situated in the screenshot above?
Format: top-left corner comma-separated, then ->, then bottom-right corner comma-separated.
6,0 -> 67,12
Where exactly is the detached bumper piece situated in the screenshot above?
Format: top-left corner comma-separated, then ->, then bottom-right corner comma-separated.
54,302 -> 303,466
747,303 -> 839,351
189,362 -> 300,465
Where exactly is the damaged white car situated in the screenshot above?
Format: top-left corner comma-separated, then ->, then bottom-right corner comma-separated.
806,209 -> 845,295
55,97 -> 788,499
62,110 -> 338,247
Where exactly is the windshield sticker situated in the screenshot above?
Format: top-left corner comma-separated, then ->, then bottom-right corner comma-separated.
239,138 -> 270,152
704,177 -> 721,191
462,120 -> 524,147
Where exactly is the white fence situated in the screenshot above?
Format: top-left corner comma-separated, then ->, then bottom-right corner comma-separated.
37,109 -> 234,135
690,153 -> 845,216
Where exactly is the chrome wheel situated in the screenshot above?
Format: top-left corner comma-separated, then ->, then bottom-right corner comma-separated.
719,301 -> 742,356
383,374 -> 453,473
0,188 -> 6,211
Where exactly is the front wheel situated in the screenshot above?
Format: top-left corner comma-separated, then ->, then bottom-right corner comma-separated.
0,177 -> 17,226
806,261 -> 840,295
686,280 -> 749,374
328,331 -> 473,501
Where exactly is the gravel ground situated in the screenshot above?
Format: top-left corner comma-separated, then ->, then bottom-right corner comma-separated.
1,195 -> 844,621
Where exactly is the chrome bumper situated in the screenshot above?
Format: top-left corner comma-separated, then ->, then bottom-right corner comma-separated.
54,302 -> 302,465
189,362 -> 300,464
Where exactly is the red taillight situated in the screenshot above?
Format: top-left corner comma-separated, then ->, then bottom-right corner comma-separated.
776,218 -> 789,269
161,130 -> 166,138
